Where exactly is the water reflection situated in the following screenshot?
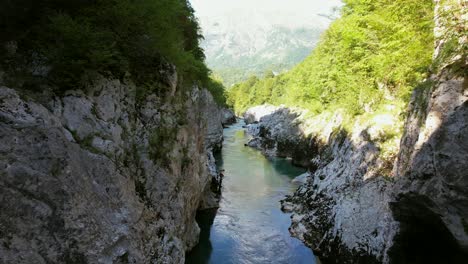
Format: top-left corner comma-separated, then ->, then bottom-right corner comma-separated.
186,122 -> 315,264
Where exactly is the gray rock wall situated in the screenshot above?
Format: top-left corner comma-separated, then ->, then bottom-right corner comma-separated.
390,43 -> 467,264
0,73 -> 224,263
221,108 -> 236,126
245,66 -> 467,263
245,105 -> 398,263
242,1 -> 468,260
388,1 -> 468,262
244,106 -> 318,167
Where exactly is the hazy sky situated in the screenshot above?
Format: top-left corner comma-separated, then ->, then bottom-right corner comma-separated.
190,0 -> 342,19
190,0 -> 343,32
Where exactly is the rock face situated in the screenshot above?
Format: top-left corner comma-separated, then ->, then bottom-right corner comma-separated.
247,68 -> 467,263
244,106 -> 320,167
244,1 -> 467,262
245,105 -> 398,263
0,72 -> 224,263
199,89 -> 224,152
389,0 -> 468,259
243,104 -> 280,124
221,108 -> 236,126
391,69 -> 468,258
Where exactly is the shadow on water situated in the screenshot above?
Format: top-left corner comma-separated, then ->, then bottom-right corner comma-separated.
186,209 -> 218,264
267,157 -> 306,179
213,151 -> 223,170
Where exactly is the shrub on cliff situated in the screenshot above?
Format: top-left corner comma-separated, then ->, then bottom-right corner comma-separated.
205,75 -> 228,107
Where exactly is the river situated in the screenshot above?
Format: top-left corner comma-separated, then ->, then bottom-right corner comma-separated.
186,121 -> 317,264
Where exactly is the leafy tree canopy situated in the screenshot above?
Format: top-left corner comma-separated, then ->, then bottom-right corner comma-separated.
227,0 -> 434,115
0,0 -> 226,104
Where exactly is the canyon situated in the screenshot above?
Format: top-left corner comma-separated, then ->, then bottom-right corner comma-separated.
0,0 -> 466,263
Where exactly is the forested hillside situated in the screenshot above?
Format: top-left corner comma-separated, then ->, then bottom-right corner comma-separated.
228,0 -> 436,162
229,0 -> 435,112
228,0 -> 434,117
0,0 -> 226,104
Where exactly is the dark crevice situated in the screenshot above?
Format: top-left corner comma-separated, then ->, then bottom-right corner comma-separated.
389,193 -> 468,264
185,208 -> 217,264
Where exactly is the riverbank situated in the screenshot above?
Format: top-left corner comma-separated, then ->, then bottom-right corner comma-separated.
243,105 -> 396,262
241,76 -> 468,263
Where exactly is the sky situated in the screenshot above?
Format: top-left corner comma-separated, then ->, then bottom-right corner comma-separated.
189,0 -> 344,81
190,0 -> 342,28
190,0 -> 341,17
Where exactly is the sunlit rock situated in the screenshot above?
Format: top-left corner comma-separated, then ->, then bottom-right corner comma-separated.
0,71 -> 224,263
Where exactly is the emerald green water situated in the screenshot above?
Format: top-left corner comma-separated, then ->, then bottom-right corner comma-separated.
186,121 -> 316,264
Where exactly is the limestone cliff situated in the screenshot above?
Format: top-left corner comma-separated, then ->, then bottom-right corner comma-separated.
390,0 -> 468,261
221,108 -> 236,126
245,105 -> 398,263
0,69 -> 224,263
243,1 -> 467,262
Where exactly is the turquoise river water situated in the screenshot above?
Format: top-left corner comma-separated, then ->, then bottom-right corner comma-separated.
186,121 -> 317,264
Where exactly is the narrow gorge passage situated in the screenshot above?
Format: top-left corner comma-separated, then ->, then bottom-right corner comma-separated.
187,121 -> 316,264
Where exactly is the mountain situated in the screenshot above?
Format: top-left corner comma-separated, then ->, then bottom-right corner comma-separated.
191,0 -> 341,86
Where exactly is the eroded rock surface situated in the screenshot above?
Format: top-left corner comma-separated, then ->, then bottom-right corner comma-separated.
244,106 -> 320,167
246,105 -> 398,263
243,1 -> 467,263
244,24 -> 467,264
0,74 -> 224,263
221,108 -> 236,126
243,104 -> 280,124
247,66 -> 467,263
390,66 -> 468,263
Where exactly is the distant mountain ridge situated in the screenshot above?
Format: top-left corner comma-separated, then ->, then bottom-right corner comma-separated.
196,7 -> 338,86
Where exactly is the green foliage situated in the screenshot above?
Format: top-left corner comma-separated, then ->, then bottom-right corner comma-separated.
227,74 -> 280,114
228,0 -> 435,116
149,125 -> 177,168
432,0 -> 468,74
205,75 -> 227,106
0,0 -> 213,93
